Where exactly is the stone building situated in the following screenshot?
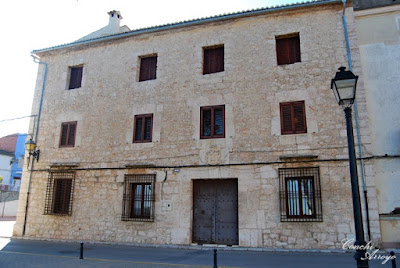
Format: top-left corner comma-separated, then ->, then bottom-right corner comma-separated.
354,0 -> 400,249
14,0 -> 382,249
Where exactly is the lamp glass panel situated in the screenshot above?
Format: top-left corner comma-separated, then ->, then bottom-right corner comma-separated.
331,83 -> 340,104
25,141 -> 35,151
335,78 -> 356,100
338,86 -> 355,100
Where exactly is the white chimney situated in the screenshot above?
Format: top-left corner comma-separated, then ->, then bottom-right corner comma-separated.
76,10 -> 130,42
107,10 -> 123,34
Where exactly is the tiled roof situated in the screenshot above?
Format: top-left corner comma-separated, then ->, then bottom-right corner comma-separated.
32,0 -> 341,54
0,134 -> 18,154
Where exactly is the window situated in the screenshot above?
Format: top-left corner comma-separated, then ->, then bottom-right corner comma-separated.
133,114 -> 153,143
122,174 -> 156,221
203,45 -> 224,74
275,33 -> 301,65
68,66 -> 83,89
280,101 -> 307,135
59,121 -> 77,147
44,172 -> 75,216
200,105 -> 225,139
139,55 -> 157,81
279,167 -> 322,222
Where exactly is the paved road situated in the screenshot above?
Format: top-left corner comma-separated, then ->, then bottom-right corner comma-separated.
0,219 -> 397,267
1,238 -> 396,268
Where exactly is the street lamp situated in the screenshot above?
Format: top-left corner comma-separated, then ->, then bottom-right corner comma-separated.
25,138 -> 40,162
331,66 -> 368,268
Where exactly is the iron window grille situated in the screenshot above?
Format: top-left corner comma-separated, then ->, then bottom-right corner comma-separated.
68,66 -> 83,89
44,172 -> 75,216
203,45 -> 224,75
122,174 -> 156,222
279,167 -> 322,222
200,105 -> 225,139
280,101 -> 307,135
59,121 -> 77,147
275,33 -> 301,65
133,114 -> 153,143
139,55 -> 157,82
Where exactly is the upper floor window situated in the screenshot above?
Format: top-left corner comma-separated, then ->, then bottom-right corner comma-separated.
133,114 -> 153,143
59,121 -> 77,147
200,105 -> 225,139
203,45 -> 224,75
139,55 -> 157,82
275,33 -> 301,65
279,167 -> 322,222
280,101 -> 307,135
68,66 -> 83,89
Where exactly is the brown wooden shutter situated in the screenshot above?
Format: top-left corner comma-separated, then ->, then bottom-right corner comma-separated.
292,36 -> 301,63
276,34 -> 300,65
144,116 -> 152,141
139,56 -> 157,81
60,124 -> 69,146
201,108 -> 212,137
293,102 -> 307,133
276,38 -> 290,66
59,122 -> 77,147
134,117 -> 143,141
203,46 -> 224,74
281,104 -> 293,134
203,49 -> 212,74
215,46 -> 224,73
67,123 -> 76,146
69,67 -> 83,89
133,114 -> 153,143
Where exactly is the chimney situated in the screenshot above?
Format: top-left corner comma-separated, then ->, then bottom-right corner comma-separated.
107,10 -> 123,34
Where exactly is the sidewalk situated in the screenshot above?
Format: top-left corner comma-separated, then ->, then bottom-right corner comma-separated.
0,216 -> 15,238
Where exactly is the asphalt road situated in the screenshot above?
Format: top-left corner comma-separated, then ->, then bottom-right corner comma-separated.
0,218 -> 397,267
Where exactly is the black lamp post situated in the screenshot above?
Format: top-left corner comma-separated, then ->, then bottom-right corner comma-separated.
331,67 -> 368,268
25,138 -> 40,162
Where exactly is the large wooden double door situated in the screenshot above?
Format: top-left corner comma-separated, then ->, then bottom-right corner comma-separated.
192,179 -> 238,245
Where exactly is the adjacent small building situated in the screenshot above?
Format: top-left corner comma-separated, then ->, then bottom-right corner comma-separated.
14,0 -> 385,250
0,133 -> 27,191
354,0 -> 400,249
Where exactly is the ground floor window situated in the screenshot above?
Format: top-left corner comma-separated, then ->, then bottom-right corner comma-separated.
122,174 -> 156,222
279,167 -> 322,222
44,172 -> 75,216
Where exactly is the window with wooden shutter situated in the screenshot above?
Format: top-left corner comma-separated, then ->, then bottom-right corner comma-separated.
280,101 -> 307,135
59,121 -> 77,147
44,172 -> 75,216
139,55 -> 157,82
133,114 -> 153,143
276,33 -> 301,65
68,66 -> 83,89
200,105 -> 225,139
203,45 -> 224,75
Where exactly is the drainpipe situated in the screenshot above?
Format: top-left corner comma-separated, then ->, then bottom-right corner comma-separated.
341,0 -> 371,241
22,55 -> 47,236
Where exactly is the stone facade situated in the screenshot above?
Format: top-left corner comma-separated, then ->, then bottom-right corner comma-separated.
14,1 -> 381,249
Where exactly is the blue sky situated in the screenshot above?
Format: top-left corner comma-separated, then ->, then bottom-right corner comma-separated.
0,0 -> 298,137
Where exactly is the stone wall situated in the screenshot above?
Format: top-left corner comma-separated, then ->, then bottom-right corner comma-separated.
14,3 -> 380,249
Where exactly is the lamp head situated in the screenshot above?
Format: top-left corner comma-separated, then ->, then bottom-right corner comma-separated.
331,66 -> 358,108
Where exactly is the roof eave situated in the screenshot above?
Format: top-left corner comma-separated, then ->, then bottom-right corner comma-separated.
31,0 -> 342,55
